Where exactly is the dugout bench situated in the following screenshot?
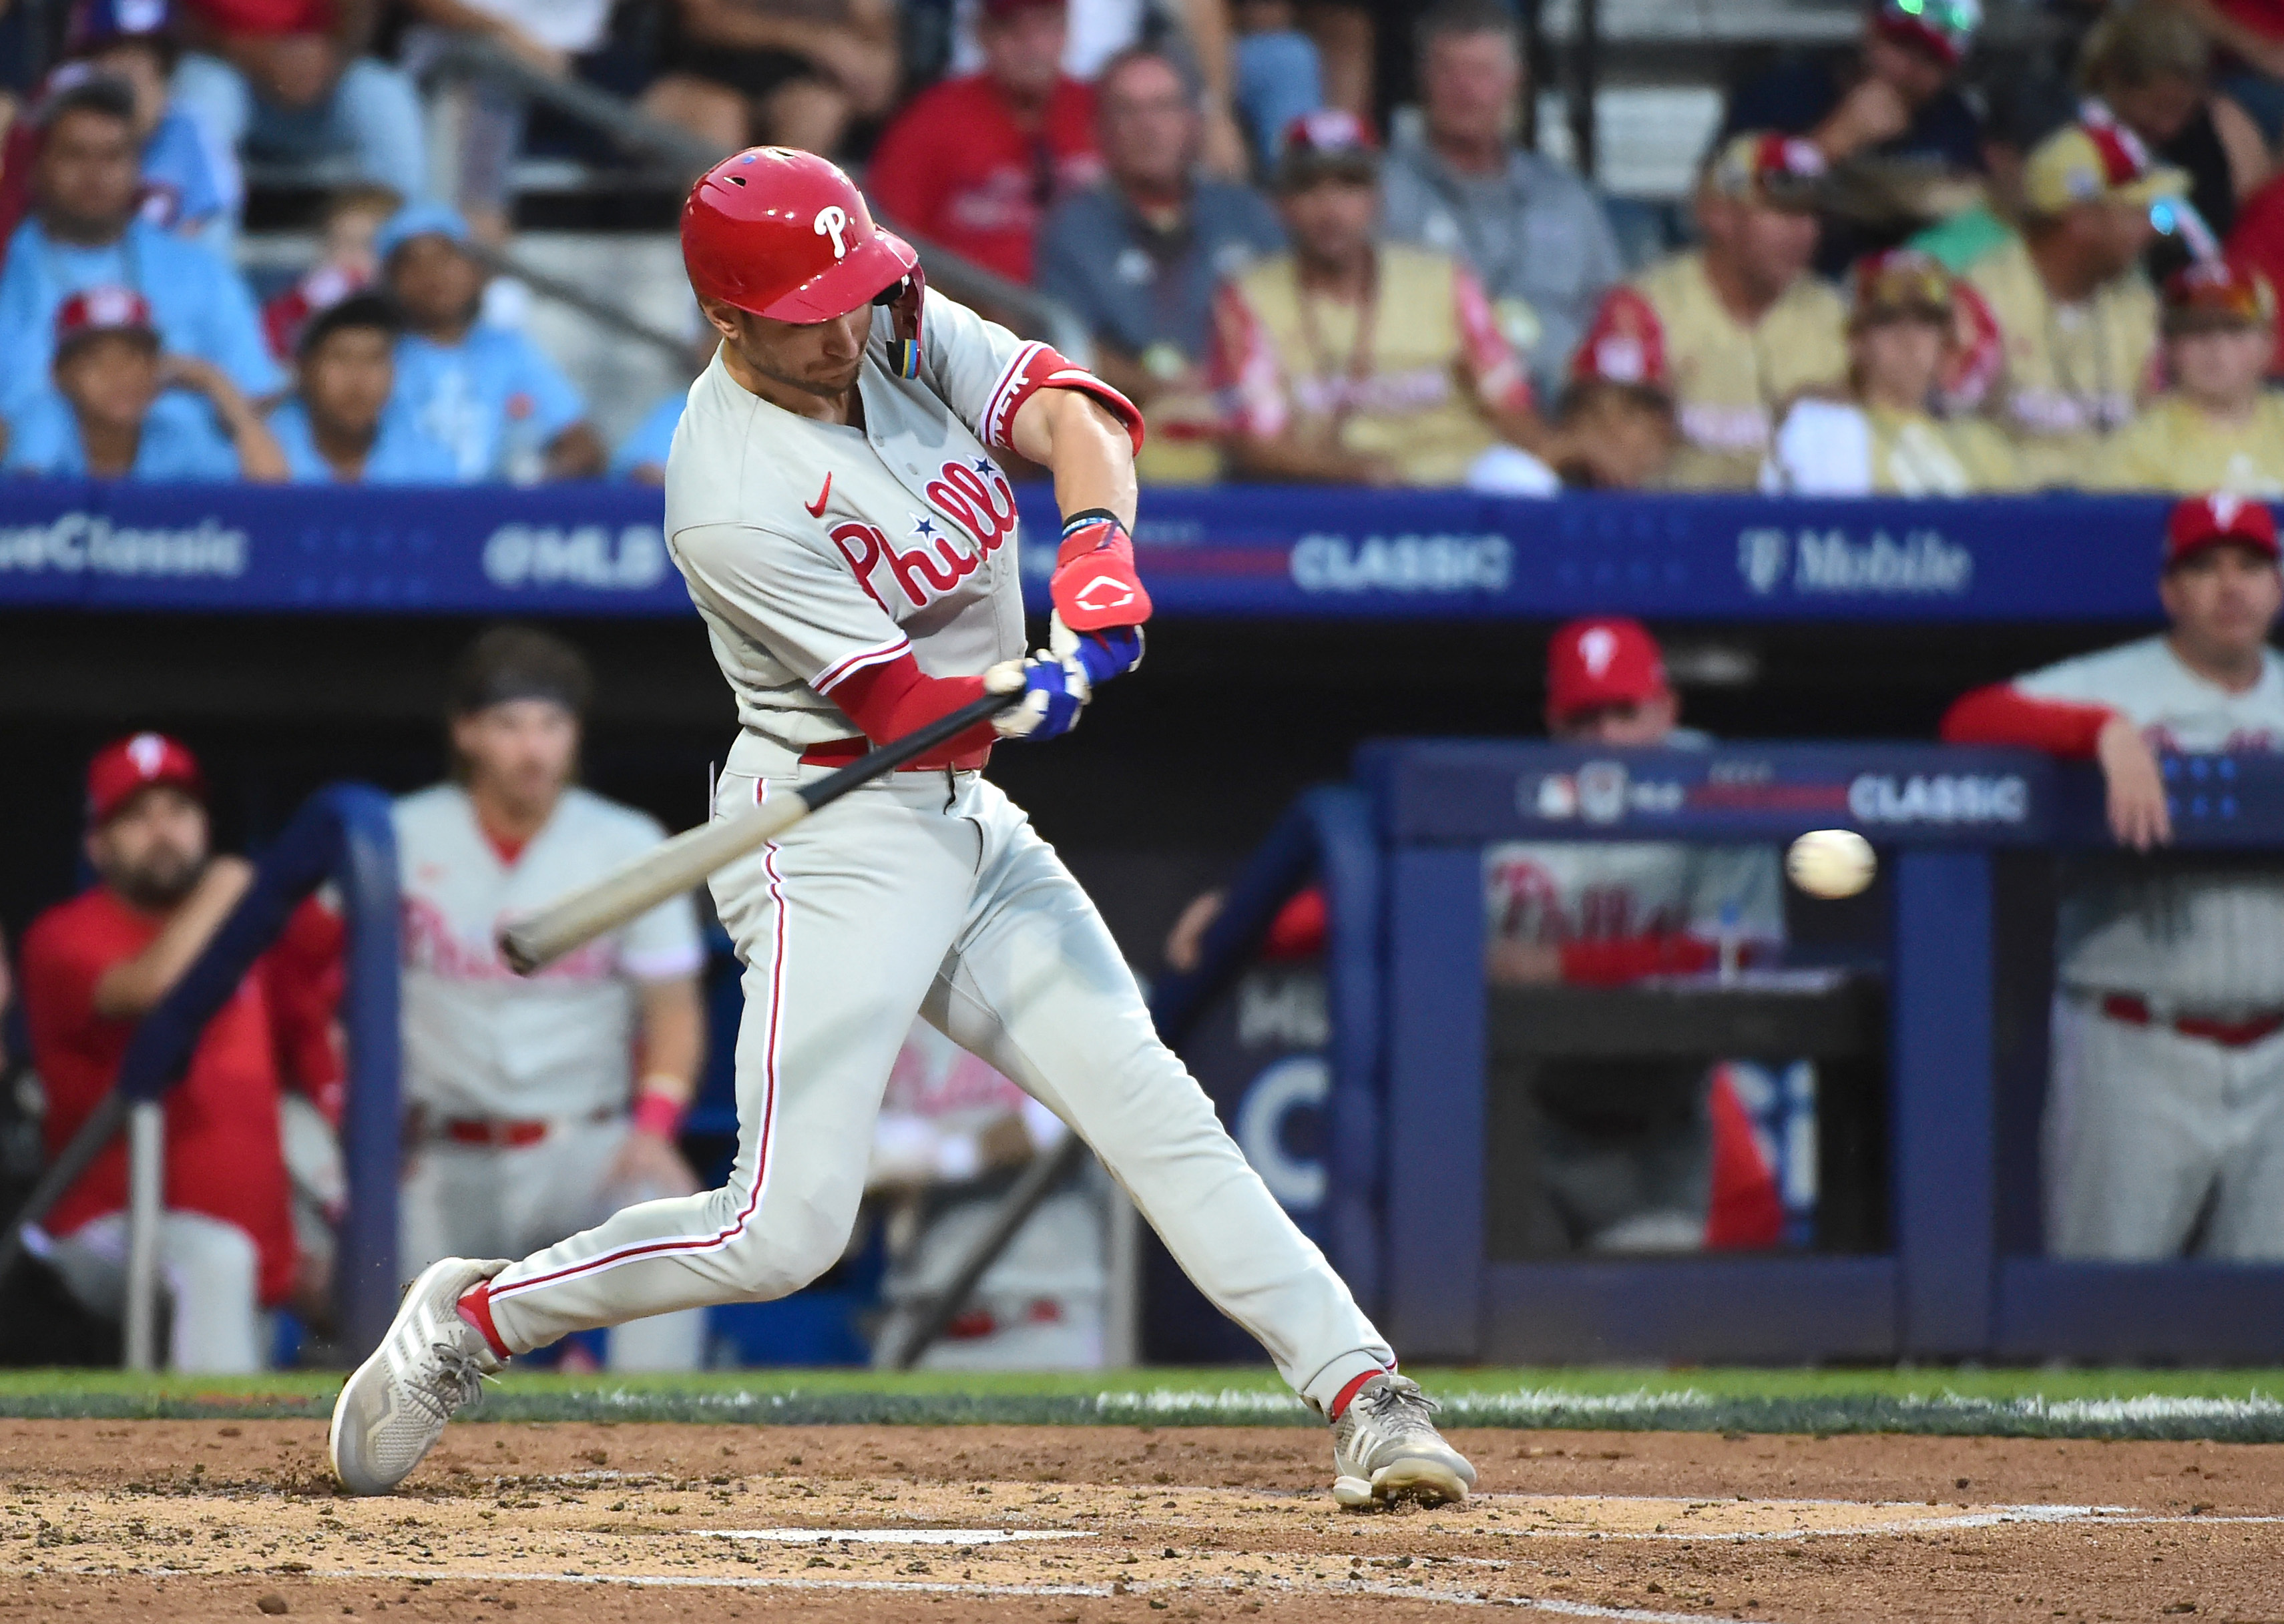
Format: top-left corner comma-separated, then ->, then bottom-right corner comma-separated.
1263,742 -> 2284,1367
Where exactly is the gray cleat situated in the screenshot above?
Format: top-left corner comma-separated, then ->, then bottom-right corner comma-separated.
1329,1373 -> 1477,1510
328,1257 -> 510,1496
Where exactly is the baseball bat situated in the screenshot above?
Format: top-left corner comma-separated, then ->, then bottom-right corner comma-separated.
498,690 -> 1019,975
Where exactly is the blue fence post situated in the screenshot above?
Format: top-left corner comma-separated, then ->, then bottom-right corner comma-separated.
1307,787 -> 1383,1316
1382,845 -> 1487,1360
325,786 -> 402,1361
1890,847 -> 1996,1358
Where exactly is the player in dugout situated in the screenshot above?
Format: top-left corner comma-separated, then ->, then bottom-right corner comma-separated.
16,734 -> 342,1371
393,626 -> 710,1370
1169,618 -> 1789,1252
1943,492 -> 2284,1260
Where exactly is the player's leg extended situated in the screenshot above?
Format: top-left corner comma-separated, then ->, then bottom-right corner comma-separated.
476,774 -> 981,1349
925,780 -> 1472,1507
332,772 -> 975,1493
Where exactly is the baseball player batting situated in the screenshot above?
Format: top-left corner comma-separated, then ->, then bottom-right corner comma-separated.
330,147 -> 1474,1510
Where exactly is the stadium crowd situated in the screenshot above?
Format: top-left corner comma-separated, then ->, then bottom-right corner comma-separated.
8,0 -> 2284,491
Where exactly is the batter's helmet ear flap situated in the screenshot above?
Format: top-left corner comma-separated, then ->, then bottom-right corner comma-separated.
875,256 -> 925,379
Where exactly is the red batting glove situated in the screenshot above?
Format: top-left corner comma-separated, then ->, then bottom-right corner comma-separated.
1050,509 -> 1153,631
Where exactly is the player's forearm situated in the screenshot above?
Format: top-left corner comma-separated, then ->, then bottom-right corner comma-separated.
827,651 -> 998,756
1013,388 -> 1138,529
635,977 -> 705,1104
91,856 -> 254,1018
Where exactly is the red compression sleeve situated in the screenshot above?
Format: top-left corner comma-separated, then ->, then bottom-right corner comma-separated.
823,651 -> 998,766
1940,684 -> 2115,758
1559,932 -> 1720,987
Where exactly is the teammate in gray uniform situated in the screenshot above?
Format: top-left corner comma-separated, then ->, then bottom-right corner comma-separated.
393,627 -> 710,1368
331,148 -> 1475,1510
1946,493 -> 2284,1260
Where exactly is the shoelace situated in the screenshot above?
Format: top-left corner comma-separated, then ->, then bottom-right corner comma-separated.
1358,1379 -> 1442,1438
413,1341 -> 494,1425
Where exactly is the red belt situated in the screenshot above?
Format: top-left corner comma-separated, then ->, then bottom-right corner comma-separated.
799,736 -> 991,774
434,1107 -> 614,1147
2100,994 -> 2284,1049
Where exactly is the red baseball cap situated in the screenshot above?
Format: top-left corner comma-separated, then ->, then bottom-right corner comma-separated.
54,284 -> 156,352
2164,493 -> 2280,569
1547,617 -> 1670,723
87,732 -> 204,825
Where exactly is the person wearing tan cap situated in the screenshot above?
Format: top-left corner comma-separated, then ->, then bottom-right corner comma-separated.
1763,248 -> 2023,495
1570,132 -> 1848,490
1957,107 -> 2179,483
2096,260 -> 2284,496
1212,109 -> 1544,487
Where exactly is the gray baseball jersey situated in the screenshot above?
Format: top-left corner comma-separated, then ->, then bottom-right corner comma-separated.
474,288 -> 1398,1418
1485,842 -> 1784,953
394,784 -> 706,1119
664,289 -> 1089,752
2016,635 -> 2284,1007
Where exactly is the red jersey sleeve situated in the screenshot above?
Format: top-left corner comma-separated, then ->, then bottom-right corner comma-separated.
15,903 -> 121,1140
1940,683 -> 2116,758
823,649 -> 999,767
1208,279 -> 1288,439
261,895 -> 347,1125
1453,264 -> 1532,414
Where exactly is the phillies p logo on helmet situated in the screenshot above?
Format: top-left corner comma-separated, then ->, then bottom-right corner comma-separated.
815,206 -> 850,260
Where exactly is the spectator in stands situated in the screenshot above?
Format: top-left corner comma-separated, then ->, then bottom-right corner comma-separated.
1212,109 -> 1542,487
399,0 -> 616,245
1763,248 -> 2023,495
267,291 -> 457,484
642,0 -> 898,160
2098,260 -> 2284,494
7,286 -> 286,480
1573,133 -> 1847,490
1959,109 -> 2177,484
395,627 -> 708,1370
2162,0 -> 2284,147
1942,493 -> 2284,1261
2082,3 -> 2269,270
0,77 -> 280,427
1720,0 -> 1984,274
37,0 -> 241,244
260,182 -> 397,362
170,0 -> 424,204
1379,0 -> 1623,392
869,0 -> 1103,286
1036,45 -> 1284,485
17,734 -> 336,1370
378,203 -> 602,483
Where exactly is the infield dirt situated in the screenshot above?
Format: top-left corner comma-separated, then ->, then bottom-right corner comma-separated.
0,1420 -> 2278,1622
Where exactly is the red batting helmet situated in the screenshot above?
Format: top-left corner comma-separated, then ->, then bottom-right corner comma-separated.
682,147 -> 925,374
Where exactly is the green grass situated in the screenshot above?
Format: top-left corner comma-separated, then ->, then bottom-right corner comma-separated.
0,1366 -> 2281,1439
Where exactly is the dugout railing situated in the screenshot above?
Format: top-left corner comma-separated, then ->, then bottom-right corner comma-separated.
1322,740 -> 2284,1367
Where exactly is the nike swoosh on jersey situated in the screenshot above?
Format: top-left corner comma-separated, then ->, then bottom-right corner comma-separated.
805,473 -> 833,518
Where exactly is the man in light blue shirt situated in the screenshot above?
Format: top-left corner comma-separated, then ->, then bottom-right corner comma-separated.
6,283 -> 285,481
268,291 -> 457,484
1377,0 -> 1625,393
53,0 -> 242,243
380,203 -> 602,483
0,78 -> 279,427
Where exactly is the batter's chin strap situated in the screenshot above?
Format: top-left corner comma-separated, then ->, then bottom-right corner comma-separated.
874,263 -> 926,379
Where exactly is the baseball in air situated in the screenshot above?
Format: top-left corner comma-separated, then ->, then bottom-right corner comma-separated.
1786,829 -> 1876,899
